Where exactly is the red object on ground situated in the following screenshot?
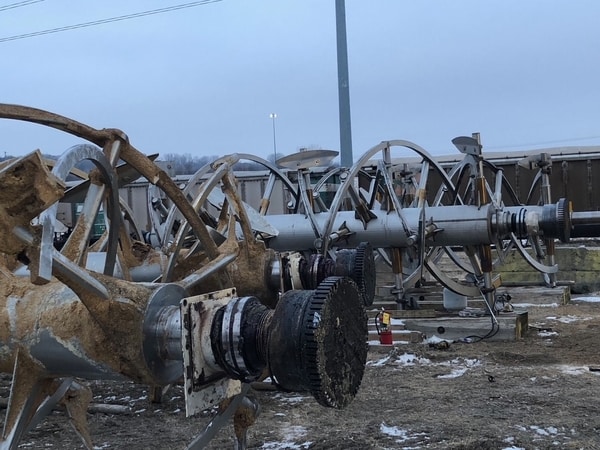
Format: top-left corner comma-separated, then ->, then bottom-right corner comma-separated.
379,330 -> 393,345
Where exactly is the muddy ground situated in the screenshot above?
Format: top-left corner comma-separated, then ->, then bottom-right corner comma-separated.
3,293 -> 600,450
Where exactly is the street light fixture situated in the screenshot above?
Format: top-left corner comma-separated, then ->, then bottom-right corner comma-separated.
269,113 -> 277,164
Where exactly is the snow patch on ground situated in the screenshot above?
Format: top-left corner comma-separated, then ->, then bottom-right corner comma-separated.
396,352 -> 432,366
380,422 -> 428,445
370,352 -> 481,379
367,354 -> 394,367
274,394 -> 310,404
572,296 -> 600,303
558,364 -> 600,376
435,358 -> 482,379
530,425 -> 559,436
424,335 -> 452,345
436,367 -> 469,379
261,425 -> 311,449
545,315 -> 593,324
502,435 -> 524,450
512,423 -> 582,444
260,441 -> 311,449
512,302 -> 559,308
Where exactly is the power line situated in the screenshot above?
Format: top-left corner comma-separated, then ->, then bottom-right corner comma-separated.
0,0 -> 221,43
0,0 -> 44,12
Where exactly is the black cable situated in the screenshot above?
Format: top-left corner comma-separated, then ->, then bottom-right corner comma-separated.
0,0 -> 43,12
459,313 -> 500,343
0,0 -> 221,43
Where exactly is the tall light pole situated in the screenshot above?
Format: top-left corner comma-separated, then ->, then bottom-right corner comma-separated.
269,113 -> 277,164
336,0 -> 353,167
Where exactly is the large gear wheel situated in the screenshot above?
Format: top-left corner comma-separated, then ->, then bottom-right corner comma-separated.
304,276 -> 368,408
296,242 -> 376,306
268,276 -> 368,408
336,241 -> 376,306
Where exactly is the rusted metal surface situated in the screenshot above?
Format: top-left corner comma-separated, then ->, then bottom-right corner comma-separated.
0,104 -> 374,448
2,104 -> 600,449
0,151 -> 64,256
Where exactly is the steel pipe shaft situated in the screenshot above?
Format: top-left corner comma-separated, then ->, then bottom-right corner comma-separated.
265,201 -> 575,251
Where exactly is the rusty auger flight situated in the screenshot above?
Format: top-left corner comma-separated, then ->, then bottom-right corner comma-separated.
0,104 -> 599,448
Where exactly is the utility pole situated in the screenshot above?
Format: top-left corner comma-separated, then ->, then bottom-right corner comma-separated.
335,0 -> 353,167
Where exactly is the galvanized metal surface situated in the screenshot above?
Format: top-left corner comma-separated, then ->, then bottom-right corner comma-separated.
2,103 -> 600,449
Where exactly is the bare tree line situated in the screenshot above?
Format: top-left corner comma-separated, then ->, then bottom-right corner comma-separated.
1,146 -> 339,176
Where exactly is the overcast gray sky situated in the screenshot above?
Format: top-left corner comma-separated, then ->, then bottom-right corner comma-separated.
1,0 -> 599,163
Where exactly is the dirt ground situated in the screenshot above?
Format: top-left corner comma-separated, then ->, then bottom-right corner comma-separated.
3,293 -> 600,450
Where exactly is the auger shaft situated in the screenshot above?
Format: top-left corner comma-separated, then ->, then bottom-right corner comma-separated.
265,200 -> 586,252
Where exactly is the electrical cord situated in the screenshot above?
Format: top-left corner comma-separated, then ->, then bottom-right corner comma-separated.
458,291 -> 502,343
0,0 -> 221,43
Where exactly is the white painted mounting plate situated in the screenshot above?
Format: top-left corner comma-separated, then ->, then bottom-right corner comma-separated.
181,289 -> 242,416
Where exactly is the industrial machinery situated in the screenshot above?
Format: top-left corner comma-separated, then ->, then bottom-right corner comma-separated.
0,104 -> 599,448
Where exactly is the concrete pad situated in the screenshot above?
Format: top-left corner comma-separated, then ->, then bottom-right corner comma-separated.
402,311 -> 528,342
